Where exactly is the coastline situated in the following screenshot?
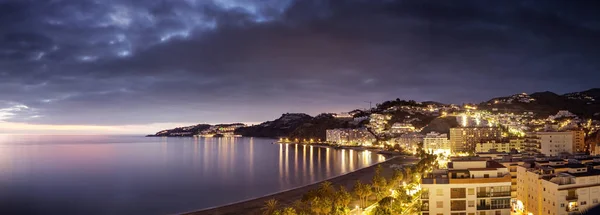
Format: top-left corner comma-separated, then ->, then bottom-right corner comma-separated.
182,155 -> 419,215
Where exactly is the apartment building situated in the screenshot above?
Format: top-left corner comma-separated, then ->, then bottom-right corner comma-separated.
475,139 -> 511,153
572,130 -> 586,153
537,132 -> 574,156
423,132 -> 450,155
516,158 -> 600,215
450,127 -> 502,153
421,158 -> 512,215
325,128 -> 375,145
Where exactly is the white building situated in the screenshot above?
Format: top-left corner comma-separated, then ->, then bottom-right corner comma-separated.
537,132 -> 574,156
392,132 -> 424,153
423,132 -> 450,155
421,158 -> 512,215
516,160 -> 600,215
475,139 -> 511,153
325,128 -> 375,146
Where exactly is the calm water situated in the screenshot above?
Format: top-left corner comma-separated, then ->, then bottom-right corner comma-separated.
0,135 -> 385,214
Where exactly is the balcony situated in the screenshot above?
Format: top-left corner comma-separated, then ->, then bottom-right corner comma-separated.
477,205 -> 511,210
422,178 -> 449,184
421,192 -> 429,199
566,195 -> 578,201
451,200 -> 466,211
476,191 -> 511,198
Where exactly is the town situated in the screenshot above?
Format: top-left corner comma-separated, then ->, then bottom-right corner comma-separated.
268,93 -> 600,215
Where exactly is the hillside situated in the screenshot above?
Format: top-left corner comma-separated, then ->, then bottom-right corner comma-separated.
148,88 -> 600,138
287,113 -> 359,140
479,88 -> 600,119
148,124 -> 211,137
234,113 -> 313,138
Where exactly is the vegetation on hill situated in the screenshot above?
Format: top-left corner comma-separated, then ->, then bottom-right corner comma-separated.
420,116 -> 459,134
147,124 -> 211,136
234,113 -> 313,138
287,114 -> 359,140
479,89 -> 600,119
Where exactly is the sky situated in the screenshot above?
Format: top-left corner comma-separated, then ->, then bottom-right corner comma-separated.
1,0 -> 599,134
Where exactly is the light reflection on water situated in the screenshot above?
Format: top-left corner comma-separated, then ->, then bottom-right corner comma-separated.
0,135 -> 385,215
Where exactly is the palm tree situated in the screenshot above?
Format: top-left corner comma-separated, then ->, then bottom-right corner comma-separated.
292,200 -> 306,214
353,180 -> 367,208
280,207 -> 297,215
372,174 -> 387,200
363,184 -> 373,206
262,199 -> 278,215
318,181 -> 334,199
310,197 -> 332,215
337,186 -> 351,207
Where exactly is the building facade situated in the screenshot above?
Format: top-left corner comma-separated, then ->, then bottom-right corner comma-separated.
537,132 -> 574,156
325,128 -> 375,145
516,159 -> 600,215
450,127 -> 503,153
572,130 -> 586,153
421,158 -> 512,215
423,132 -> 450,155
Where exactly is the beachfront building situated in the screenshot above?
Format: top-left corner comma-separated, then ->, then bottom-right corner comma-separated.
392,132 -> 424,154
325,128 -> 375,146
450,127 -> 503,153
421,157 -> 512,215
516,158 -> 600,215
423,132 -> 450,155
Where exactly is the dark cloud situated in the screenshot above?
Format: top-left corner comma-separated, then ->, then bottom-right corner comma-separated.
0,0 -> 599,126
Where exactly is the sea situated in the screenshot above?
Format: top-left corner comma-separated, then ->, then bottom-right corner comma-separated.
0,135 -> 385,214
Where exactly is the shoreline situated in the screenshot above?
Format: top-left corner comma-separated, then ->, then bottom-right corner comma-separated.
182,155 -> 419,215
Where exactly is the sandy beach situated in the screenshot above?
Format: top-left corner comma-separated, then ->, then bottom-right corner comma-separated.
184,156 -> 419,215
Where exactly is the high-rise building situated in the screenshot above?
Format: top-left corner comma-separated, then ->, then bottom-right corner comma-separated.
537,132 -> 574,156
421,157 -> 512,215
572,130 -> 586,153
450,127 -> 503,153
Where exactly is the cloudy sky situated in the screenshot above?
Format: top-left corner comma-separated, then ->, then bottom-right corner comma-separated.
1,0 -> 599,134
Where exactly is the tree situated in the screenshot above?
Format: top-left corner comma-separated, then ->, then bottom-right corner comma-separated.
378,197 -> 395,210
292,200 -> 307,214
335,186 -> 352,211
262,199 -> 279,215
372,174 -> 387,200
309,197 -> 332,215
318,181 -> 335,199
371,206 -> 392,215
353,180 -> 371,208
371,165 -> 387,199
279,207 -> 297,215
